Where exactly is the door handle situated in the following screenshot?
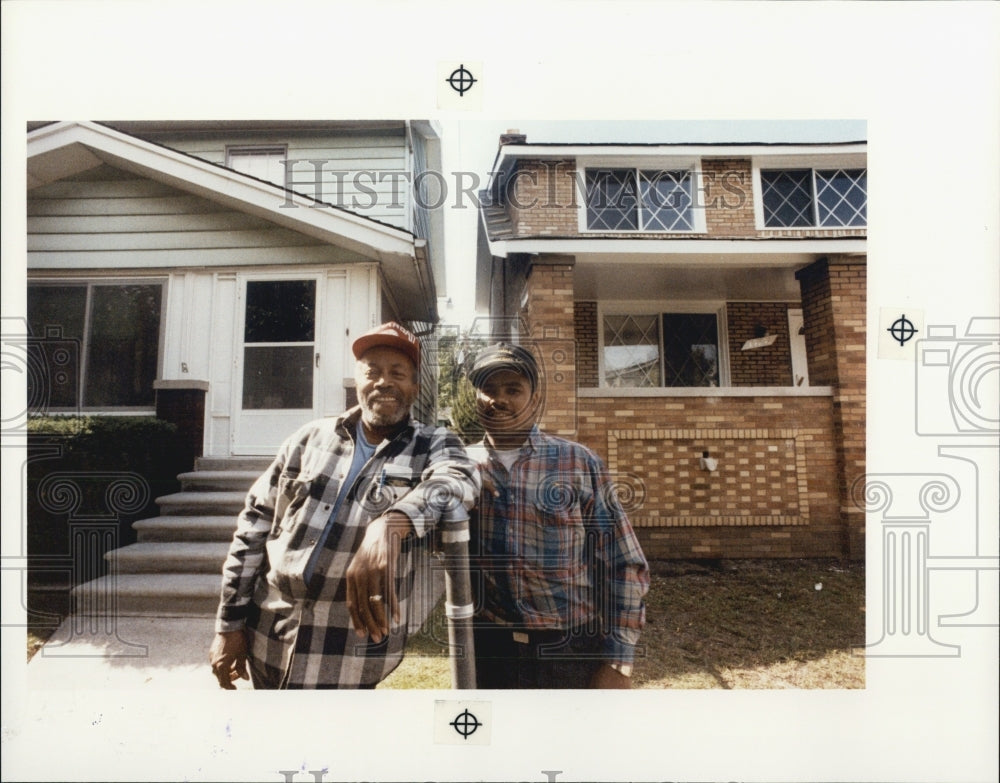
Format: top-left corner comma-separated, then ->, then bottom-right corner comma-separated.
315,352 -> 320,367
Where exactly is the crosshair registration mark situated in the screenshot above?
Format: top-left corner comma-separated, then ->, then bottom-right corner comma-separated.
887,314 -> 919,346
450,709 -> 481,739
446,64 -> 477,96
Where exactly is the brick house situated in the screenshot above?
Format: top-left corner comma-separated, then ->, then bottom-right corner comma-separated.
475,132 -> 866,560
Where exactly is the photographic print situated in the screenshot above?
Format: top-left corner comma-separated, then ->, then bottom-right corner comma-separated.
3,3 -> 997,782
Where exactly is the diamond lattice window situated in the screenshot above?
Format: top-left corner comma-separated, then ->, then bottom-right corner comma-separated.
761,168 -> 866,228
661,313 -> 719,387
815,169 -> 867,227
603,314 -> 661,387
603,311 -> 721,388
587,168 -> 695,231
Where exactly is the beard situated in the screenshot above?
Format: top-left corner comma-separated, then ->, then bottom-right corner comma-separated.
360,391 -> 414,428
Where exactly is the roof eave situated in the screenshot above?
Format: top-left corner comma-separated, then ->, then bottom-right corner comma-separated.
26,121 -> 417,262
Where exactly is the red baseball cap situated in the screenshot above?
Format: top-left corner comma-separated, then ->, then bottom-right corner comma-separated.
351,322 -> 420,368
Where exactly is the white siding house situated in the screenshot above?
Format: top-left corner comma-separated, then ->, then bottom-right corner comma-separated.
26,120 -> 445,458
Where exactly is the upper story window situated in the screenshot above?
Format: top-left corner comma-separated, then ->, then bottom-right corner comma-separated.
226,145 -> 288,187
585,167 -> 698,232
760,167 -> 867,228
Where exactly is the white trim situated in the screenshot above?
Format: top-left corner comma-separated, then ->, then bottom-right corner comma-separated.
579,386 -> 834,398
485,237 -> 866,258
494,143 -> 867,171
576,154 -> 704,169
788,308 -> 810,388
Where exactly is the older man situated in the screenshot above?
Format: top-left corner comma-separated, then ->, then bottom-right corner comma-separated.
210,322 -> 479,689
467,342 -> 649,688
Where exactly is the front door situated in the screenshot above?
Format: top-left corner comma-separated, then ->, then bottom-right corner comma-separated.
232,275 -> 321,455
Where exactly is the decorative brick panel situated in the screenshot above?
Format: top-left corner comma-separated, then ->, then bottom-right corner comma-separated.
576,393 -> 845,559
607,428 -> 820,527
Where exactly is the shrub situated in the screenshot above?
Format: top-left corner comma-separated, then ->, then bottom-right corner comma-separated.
25,416 -> 188,585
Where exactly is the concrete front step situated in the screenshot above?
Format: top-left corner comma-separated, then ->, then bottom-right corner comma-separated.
195,456 -> 273,472
178,470 -> 259,492
71,573 -> 222,616
156,490 -> 245,516
133,514 -> 237,542
108,541 -> 230,574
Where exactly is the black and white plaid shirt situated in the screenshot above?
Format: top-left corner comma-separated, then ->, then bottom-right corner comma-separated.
215,407 -> 479,688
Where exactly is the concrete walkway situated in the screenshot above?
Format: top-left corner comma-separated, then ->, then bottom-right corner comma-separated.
26,614 -> 252,690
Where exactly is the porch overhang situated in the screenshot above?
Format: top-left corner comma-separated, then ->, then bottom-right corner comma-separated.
483,236 -> 866,260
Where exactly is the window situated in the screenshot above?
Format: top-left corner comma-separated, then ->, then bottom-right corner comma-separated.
585,168 -> 696,231
241,279 -> 316,410
603,314 -> 661,386
27,282 -> 163,409
226,145 -> 288,187
603,310 -> 722,388
760,168 -> 867,228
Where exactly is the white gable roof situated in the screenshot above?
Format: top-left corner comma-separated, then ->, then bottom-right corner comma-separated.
27,121 -> 437,321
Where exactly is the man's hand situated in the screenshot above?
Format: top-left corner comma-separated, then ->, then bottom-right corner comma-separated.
210,630 -> 249,689
589,663 -> 633,689
345,511 -> 414,643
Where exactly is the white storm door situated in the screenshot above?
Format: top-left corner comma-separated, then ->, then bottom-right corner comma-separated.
232,275 -> 321,455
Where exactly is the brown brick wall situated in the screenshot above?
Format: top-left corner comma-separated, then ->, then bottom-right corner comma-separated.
727,302 -> 794,386
797,264 -> 837,385
507,189 -> 867,560
796,256 -> 866,557
702,158 -> 757,236
508,159 -> 578,236
504,156 -> 866,241
576,394 -> 845,559
521,259 -> 578,438
574,301 -> 599,387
